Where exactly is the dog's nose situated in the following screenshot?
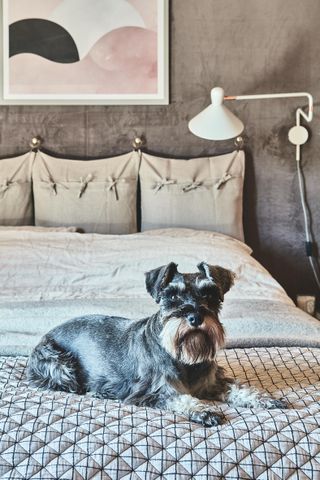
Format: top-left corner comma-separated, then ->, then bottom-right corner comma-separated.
187,312 -> 203,327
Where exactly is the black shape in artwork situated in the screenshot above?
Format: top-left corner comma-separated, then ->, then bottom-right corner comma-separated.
9,19 -> 80,63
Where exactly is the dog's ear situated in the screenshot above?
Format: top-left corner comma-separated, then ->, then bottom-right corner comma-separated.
197,262 -> 235,301
145,262 -> 178,303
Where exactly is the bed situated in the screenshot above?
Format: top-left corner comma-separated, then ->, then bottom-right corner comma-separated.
0,227 -> 319,479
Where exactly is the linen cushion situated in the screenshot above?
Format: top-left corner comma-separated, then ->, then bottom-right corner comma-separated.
0,152 -> 34,225
139,150 -> 245,241
0,226 -> 79,232
33,151 -> 139,234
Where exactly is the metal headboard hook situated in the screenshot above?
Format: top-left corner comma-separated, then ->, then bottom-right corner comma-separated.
29,136 -> 43,151
132,136 -> 145,151
234,136 -> 244,150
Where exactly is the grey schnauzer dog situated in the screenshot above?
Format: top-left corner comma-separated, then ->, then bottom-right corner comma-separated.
28,262 -> 286,426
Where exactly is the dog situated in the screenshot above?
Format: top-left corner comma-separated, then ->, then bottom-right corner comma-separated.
28,262 -> 286,426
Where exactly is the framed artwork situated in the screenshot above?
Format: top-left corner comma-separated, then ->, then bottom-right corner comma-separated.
0,0 -> 169,105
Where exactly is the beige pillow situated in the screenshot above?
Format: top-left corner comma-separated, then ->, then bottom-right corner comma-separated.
33,151 -> 139,234
0,226 -> 79,232
0,152 -> 34,225
139,150 -> 245,241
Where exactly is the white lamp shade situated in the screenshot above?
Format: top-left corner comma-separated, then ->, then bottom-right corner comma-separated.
188,87 -> 244,141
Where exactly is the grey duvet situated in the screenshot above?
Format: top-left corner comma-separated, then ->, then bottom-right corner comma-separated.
0,228 -> 319,479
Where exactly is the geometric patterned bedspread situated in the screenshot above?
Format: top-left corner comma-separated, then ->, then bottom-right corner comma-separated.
0,348 -> 319,480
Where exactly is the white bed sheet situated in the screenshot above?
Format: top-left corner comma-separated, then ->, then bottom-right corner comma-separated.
0,228 -> 319,355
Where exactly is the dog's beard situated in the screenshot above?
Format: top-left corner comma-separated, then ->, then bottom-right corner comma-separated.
160,315 -> 225,365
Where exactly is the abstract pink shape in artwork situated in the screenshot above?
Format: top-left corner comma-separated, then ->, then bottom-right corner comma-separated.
90,27 -> 157,79
10,26 -> 157,95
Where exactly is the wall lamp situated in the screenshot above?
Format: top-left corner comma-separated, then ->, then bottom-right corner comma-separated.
188,86 -> 313,160
188,86 -> 320,292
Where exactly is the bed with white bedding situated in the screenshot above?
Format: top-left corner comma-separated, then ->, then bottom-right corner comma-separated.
0,228 -> 319,479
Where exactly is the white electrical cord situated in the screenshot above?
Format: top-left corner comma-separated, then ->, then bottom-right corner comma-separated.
296,159 -> 320,291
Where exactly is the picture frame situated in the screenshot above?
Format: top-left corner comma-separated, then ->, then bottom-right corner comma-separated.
0,0 -> 169,105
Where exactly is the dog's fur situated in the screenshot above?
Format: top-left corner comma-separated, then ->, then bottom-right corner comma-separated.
28,262 -> 286,426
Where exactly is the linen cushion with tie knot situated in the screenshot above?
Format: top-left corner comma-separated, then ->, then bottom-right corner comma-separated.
0,152 -> 34,225
32,151 -> 140,234
139,151 -> 245,241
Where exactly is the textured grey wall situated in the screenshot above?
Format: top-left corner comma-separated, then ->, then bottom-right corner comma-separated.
1,0 -> 319,299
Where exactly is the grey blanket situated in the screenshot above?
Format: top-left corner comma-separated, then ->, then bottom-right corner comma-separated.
1,297 -> 320,356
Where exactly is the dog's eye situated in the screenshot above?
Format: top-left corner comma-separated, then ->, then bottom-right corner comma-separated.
200,289 -> 214,299
170,294 -> 178,301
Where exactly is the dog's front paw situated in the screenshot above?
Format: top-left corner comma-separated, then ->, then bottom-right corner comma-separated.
189,410 -> 224,427
257,396 -> 288,410
265,398 -> 288,409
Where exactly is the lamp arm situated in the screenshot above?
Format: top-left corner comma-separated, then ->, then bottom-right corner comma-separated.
224,92 -> 313,124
